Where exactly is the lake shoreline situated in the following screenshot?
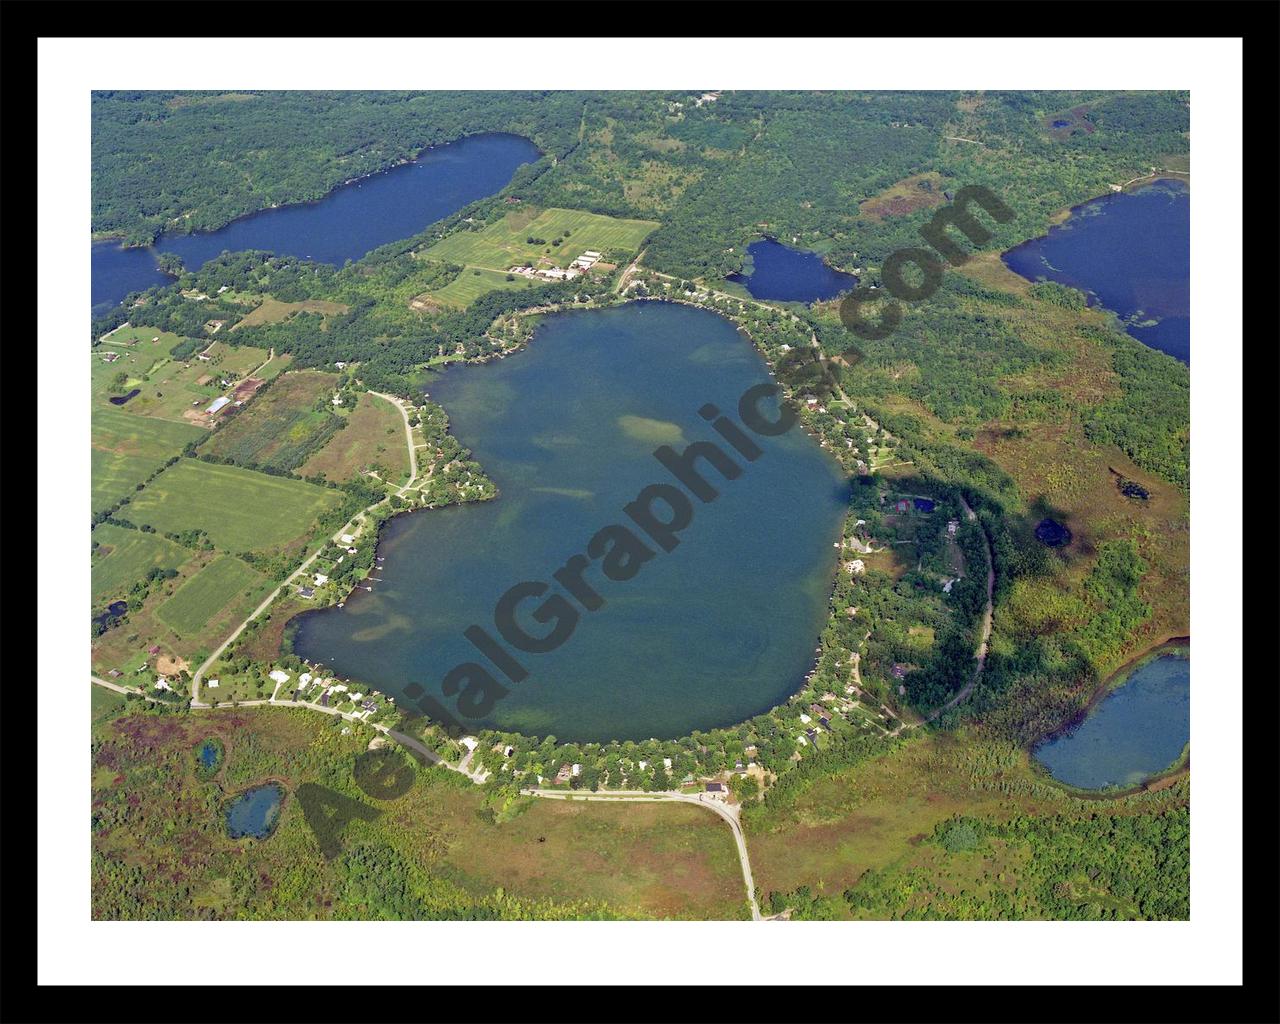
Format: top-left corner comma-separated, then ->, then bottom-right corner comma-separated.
287,298 -> 852,745
93,132 -> 544,250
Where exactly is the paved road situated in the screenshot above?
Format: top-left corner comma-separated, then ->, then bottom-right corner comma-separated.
524,787 -> 761,920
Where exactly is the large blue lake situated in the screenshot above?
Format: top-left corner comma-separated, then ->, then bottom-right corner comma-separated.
293,301 -> 850,742
728,239 -> 858,303
1002,179 -> 1190,363
91,133 -> 542,314
1033,653 -> 1190,790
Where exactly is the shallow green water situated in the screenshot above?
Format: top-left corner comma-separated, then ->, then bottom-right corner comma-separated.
294,301 -> 849,741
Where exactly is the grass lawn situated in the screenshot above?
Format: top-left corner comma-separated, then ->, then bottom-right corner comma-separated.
425,267 -> 534,308
156,555 -> 269,636
92,523 -> 190,603
423,206 -> 658,272
126,459 -> 342,554
298,392 -> 409,485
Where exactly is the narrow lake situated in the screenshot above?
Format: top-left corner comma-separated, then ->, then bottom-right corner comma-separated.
1033,652 -> 1190,790
727,239 -> 858,303
293,301 -> 850,742
91,132 -> 542,314
225,783 -> 284,840
1002,179 -> 1189,363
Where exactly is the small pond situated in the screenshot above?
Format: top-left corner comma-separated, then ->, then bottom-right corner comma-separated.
727,239 -> 858,303
92,600 -> 128,630
197,738 -> 222,773
1035,518 -> 1072,547
225,783 -> 285,840
1033,653 -> 1190,790
108,389 -> 141,406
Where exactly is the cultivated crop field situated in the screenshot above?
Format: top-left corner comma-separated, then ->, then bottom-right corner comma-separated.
91,523 -> 190,603
125,459 -> 342,553
423,207 -> 658,271
426,266 -> 535,308
298,392 -> 409,484
91,408 -> 205,512
204,370 -> 340,472
156,554 -> 268,636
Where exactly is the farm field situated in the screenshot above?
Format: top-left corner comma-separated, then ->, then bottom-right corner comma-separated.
92,523 -> 190,603
422,206 -> 658,272
424,266 -> 533,308
157,555 -> 269,637
204,370 -> 340,472
91,408 -> 206,512
125,458 -> 342,553
298,392 -> 410,484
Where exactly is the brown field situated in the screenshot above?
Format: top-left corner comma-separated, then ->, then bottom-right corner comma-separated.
436,796 -> 751,920
859,172 -> 947,222
298,392 -> 409,485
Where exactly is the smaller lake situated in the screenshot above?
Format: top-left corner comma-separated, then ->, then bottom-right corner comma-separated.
727,239 -> 858,303
91,132 -> 542,314
225,783 -> 284,839
1002,179 -> 1189,363
1034,653 -> 1189,790
108,389 -> 140,406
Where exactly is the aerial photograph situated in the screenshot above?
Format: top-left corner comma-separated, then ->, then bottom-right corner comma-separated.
84,86 -> 1194,926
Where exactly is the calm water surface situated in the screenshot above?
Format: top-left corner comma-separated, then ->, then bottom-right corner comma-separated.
294,301 -> 849,742
1003,179 -> 1189,363
1034,653 -> 1189,789
92,133 -> 541,314
728,239 -> 858,303
225,783 -> 284,839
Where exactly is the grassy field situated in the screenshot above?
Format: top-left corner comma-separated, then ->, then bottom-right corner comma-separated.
92,523 -> 190,603
91,408 -> 205,513
203,370 -> 339,472
423,206 -> 658,272
230,297 -> 349,331
125,459 -> 342,554
298,392 -> 409,484
156,555 -> 269,637
92,707 -> 749,920
424,267 -> 534,308
745,730 -> 1187,920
